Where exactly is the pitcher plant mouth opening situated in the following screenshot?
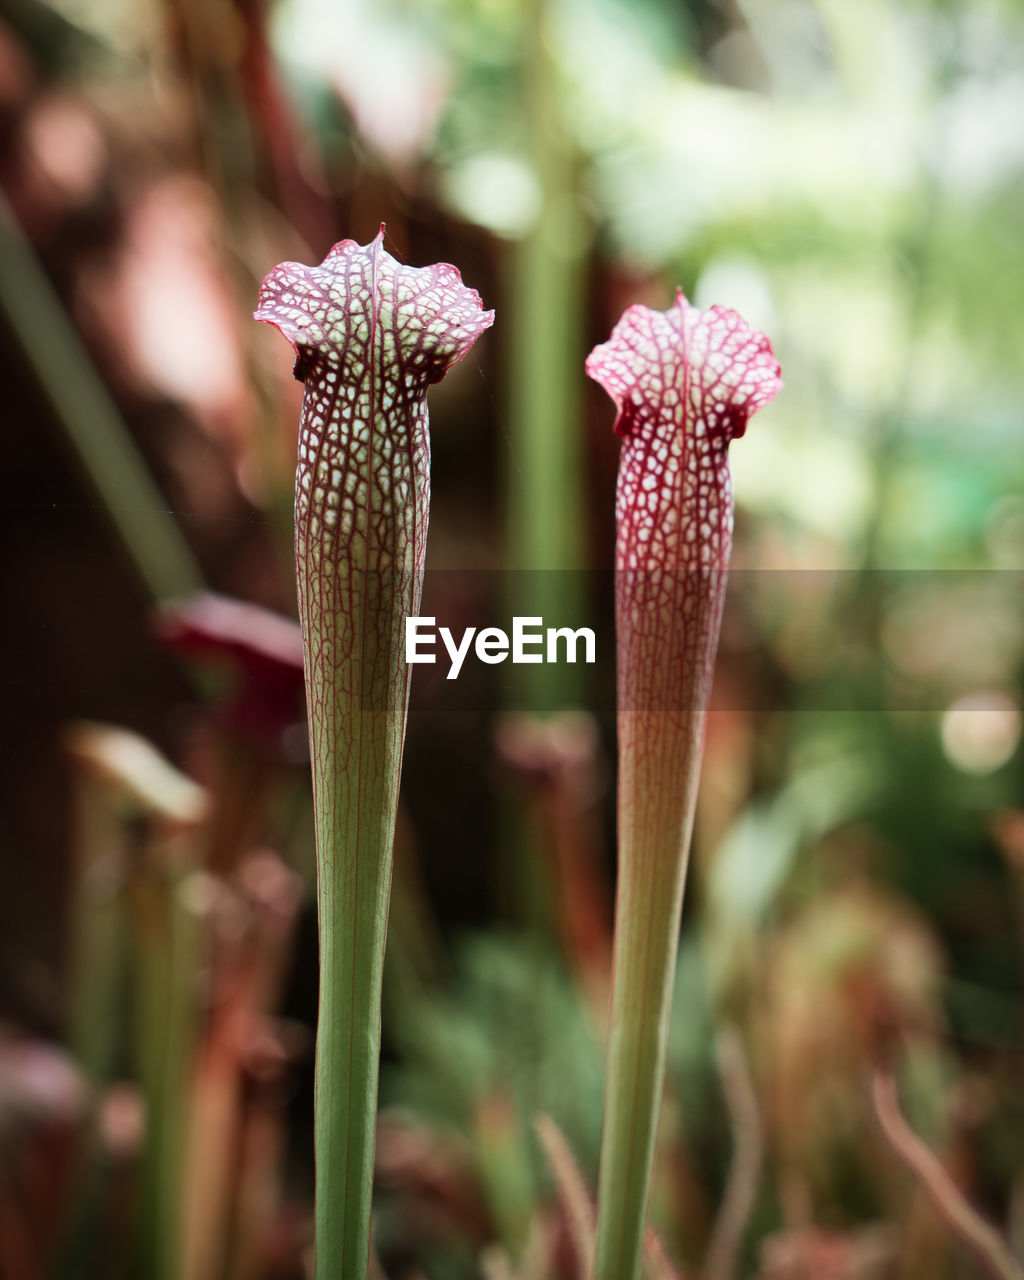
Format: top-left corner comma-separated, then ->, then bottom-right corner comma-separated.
587,292 -> 781,1280
256,226 -> 493,1279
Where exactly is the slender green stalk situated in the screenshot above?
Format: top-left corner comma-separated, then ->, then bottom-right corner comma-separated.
60,723 -> 208,1280
66,776 -> 127,1088
499,0 -> 588,934
133,861 -> 204,1280
130,845 -> 205,1280
0,198 -> 203,601
506,0 -> 588,714
534,1112 -> 596,1278
256,229 -> 492,1277
703,1028 -> 763,1280
587,296 -> 781,1279
56,737 -> 132,1276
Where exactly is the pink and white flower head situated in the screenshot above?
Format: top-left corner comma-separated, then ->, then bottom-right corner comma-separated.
588,290 -> 781,577
588,292 -> 782,714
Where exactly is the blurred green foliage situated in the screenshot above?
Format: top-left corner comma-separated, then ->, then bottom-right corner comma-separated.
3,0 -> 1024,1273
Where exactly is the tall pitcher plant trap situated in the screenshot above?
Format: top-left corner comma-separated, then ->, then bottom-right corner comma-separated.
256,228 -> 493,1277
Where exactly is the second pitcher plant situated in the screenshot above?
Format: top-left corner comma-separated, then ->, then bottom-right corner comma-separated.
587,293 -> 781,1280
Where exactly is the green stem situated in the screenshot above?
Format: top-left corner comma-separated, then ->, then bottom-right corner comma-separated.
594,710 -> 705,1280
309,591 -> 413,1277
506,0 -> 587,714
68,777 -> 128,1087
55,777 -> 128,1277
0,198 -> 203,601
132,852 -> 202,1280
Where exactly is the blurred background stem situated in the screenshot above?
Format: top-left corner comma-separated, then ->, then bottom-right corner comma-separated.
132,857 -> 204,1280
0,197 -> 204,602
505,0 -> 588,715
499,0 -> 590,939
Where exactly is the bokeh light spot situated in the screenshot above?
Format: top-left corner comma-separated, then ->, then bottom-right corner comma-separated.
941,691 -> 1021,775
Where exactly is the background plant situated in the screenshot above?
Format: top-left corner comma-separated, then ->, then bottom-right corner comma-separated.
1,0 -> 1024,1276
